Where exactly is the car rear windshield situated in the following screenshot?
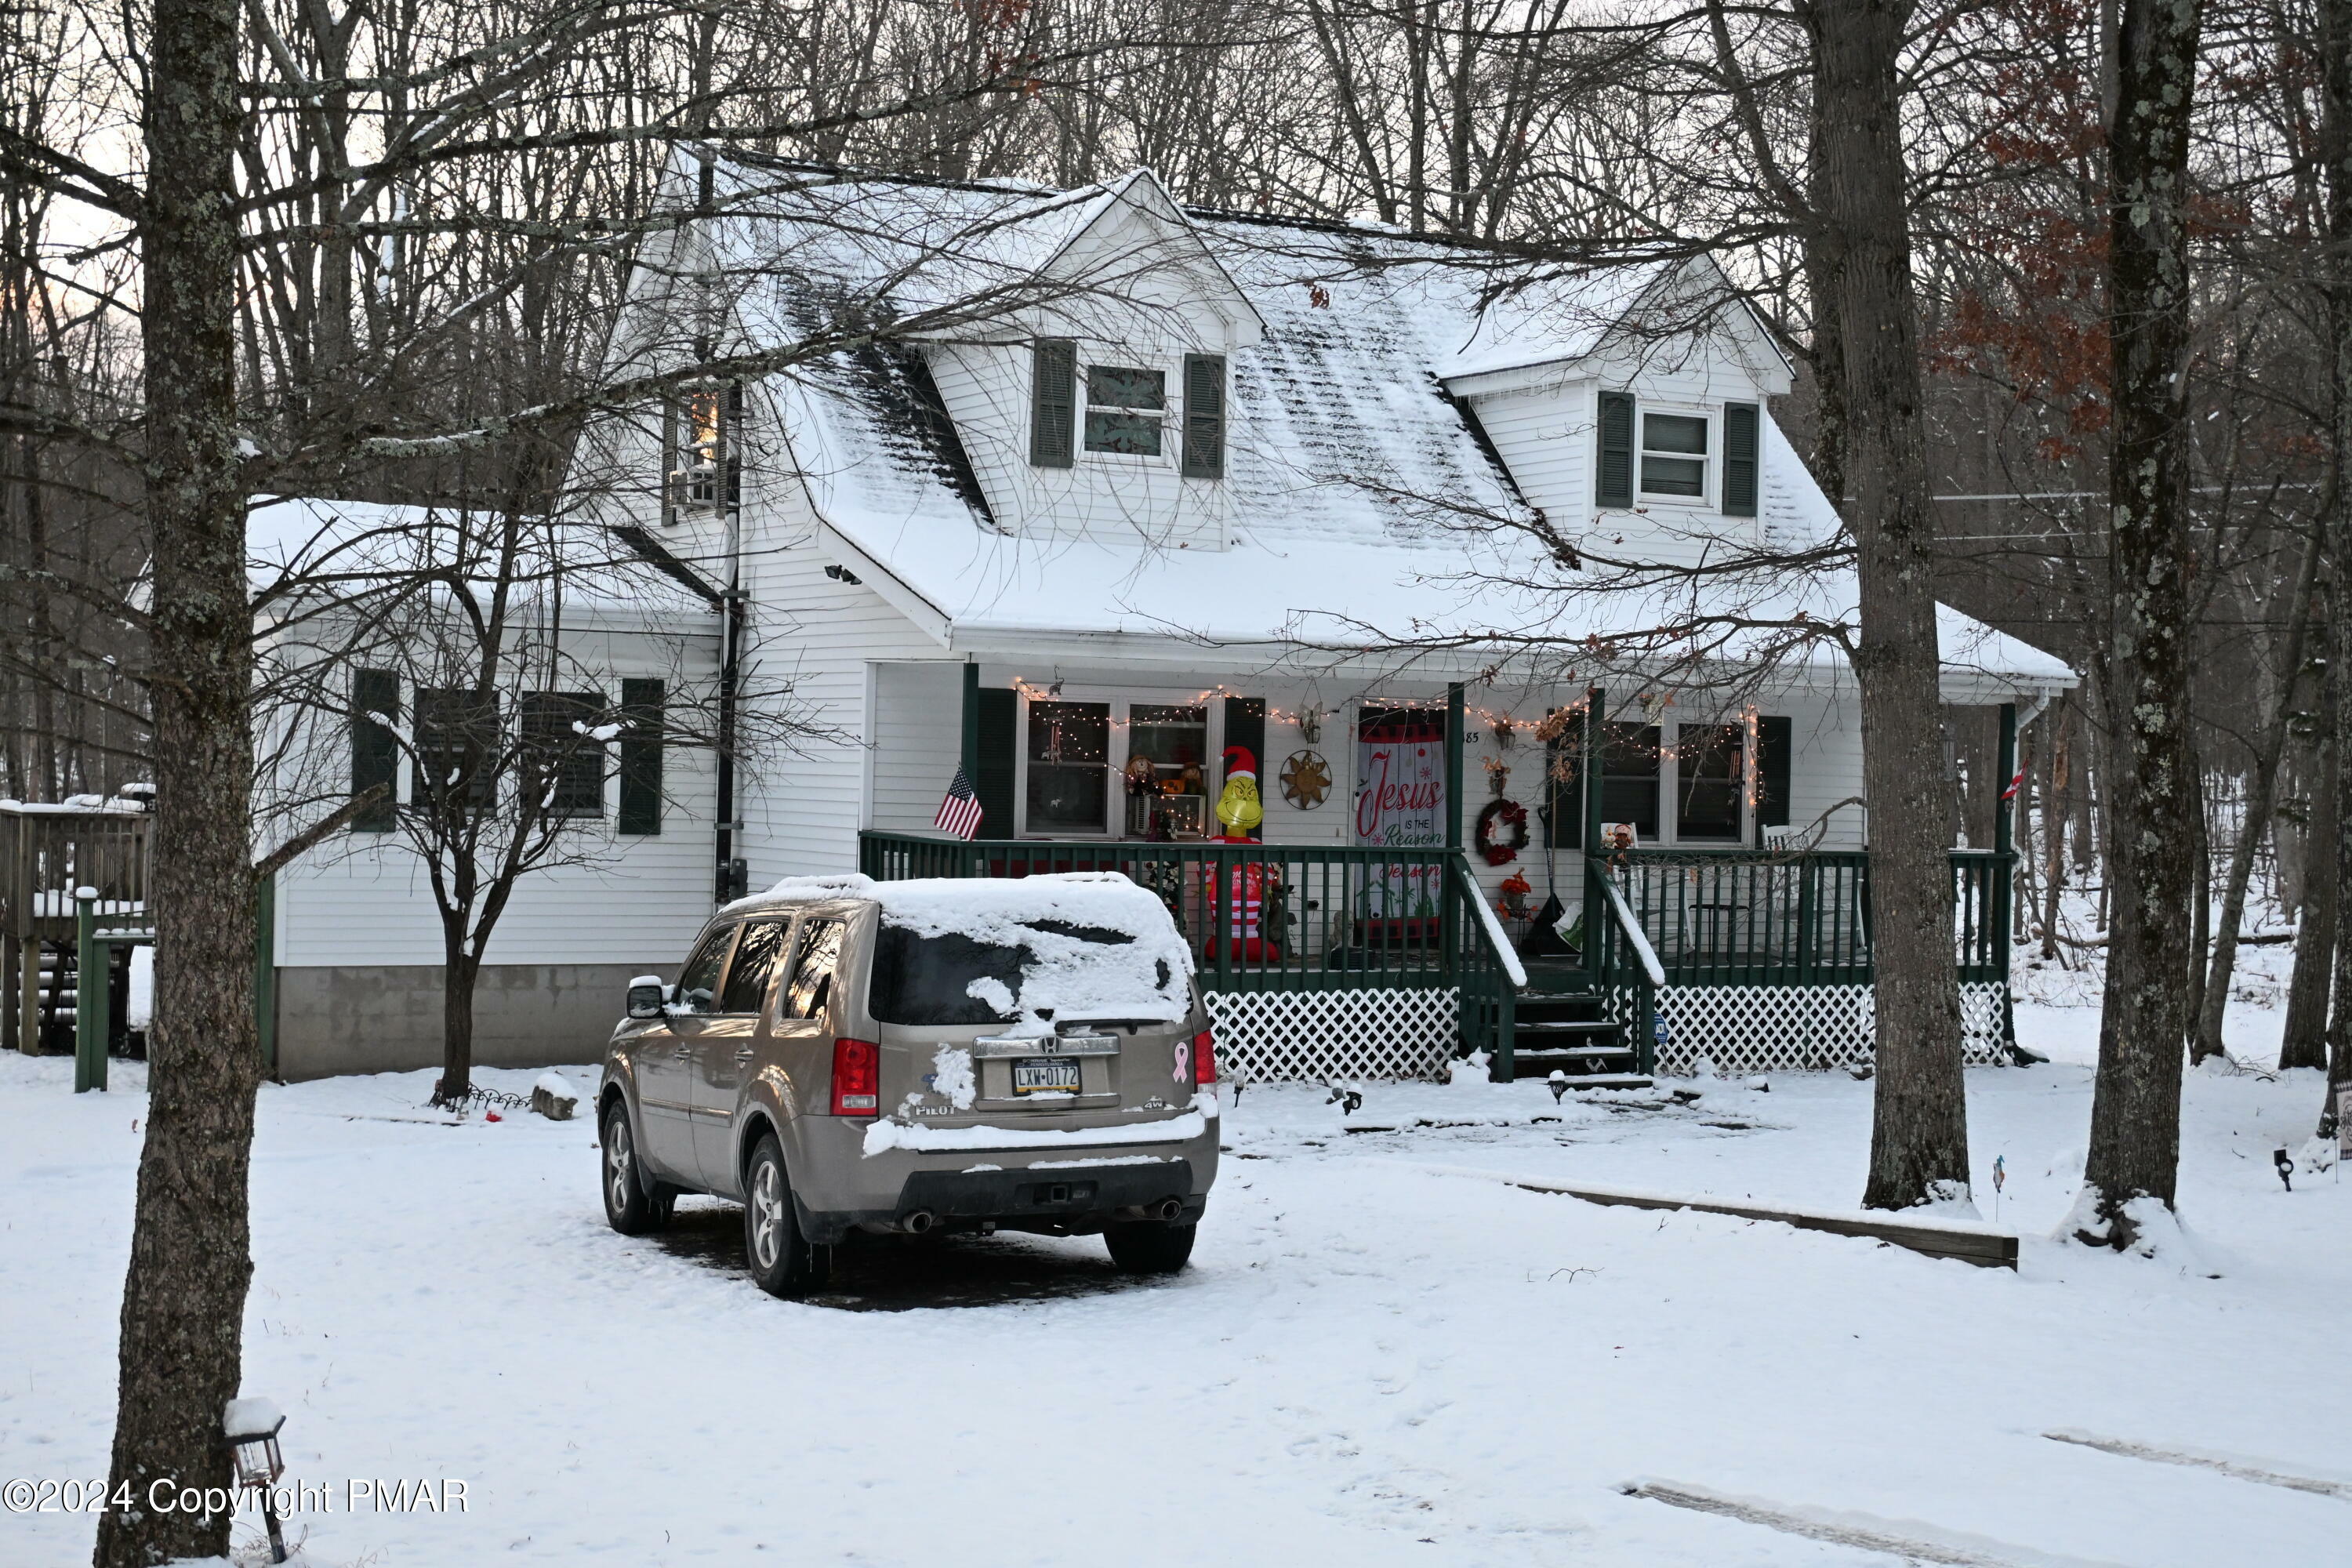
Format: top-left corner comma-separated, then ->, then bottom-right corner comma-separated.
867,919 -> 1179,1027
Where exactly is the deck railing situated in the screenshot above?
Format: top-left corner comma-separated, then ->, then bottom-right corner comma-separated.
2,806 -> 151,940
1591,848 -> 2009,987
859,829 -> 1510,996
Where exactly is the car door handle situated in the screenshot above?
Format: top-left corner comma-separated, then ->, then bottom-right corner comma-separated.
733,1048 -> 755,1062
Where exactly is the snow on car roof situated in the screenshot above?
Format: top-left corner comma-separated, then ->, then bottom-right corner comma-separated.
735,870 -> 1196,1026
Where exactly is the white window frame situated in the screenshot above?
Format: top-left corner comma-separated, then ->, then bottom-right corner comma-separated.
1080,362 -> 1173,464
1636,405 -> 1713,507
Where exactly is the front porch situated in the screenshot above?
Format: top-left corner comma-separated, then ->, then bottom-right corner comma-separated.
858,829 -> 2018,1084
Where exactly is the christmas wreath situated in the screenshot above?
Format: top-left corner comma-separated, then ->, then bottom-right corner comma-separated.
1475,797 -> 1530,866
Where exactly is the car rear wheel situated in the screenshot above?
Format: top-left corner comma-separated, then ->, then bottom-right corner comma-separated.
743,1133 -> 829,1297
601,1101 -> 673,1235
1104,1221 -> 1196,1275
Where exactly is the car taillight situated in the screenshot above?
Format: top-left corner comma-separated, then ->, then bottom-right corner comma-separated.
830,1037 -> 879,1115
1192,1029 -> 1217,1086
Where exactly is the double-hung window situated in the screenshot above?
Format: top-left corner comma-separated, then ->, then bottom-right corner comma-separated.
1674,723 -> 1745,841
1640,412 -> 1708,499
1025,699 -> 1112,833
521,691 -> 609,818
1084,366 -> 1165,456
1600,394 -> 1758,514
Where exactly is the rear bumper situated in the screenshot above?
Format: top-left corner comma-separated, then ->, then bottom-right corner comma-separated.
784,1111 -> 1218,1243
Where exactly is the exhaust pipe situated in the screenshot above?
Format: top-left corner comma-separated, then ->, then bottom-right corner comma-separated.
900,1210 -> 937,1236
1151,1198 -> 1183,1221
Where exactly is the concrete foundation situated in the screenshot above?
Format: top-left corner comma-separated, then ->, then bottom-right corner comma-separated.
272,963 -> 643,1080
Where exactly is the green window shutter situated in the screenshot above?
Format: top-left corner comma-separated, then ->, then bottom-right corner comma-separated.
1756,714 -> 1792,837
1181,353 -> 1226,478
1723,401 -> 1760,517
350,669 -> 400,831
1595,390 -> 1635,508
974,687 -> 1017,836
1029,339 -> 1076,468
619,677 -> 665,836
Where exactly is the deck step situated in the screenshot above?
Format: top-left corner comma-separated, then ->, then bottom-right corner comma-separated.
1550,1073 -> 1654,1091
1515,1019 -> 1622,1036
1516,1044 -> 1635,1061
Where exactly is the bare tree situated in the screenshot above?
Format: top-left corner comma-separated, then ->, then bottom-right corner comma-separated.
2073,0 -> 2206,1248
1806,0 -> 1976,1210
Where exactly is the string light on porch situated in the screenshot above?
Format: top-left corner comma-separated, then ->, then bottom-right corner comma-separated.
1004,674 -> 1733,774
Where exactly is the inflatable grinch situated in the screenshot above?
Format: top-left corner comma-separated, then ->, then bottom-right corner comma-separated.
1203,746 -> 1278,962
1215,745 -> 1264,840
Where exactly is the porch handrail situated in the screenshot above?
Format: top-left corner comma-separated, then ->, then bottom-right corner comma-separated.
1599,875 -> 1666,987
1445,853 -> 1522,1077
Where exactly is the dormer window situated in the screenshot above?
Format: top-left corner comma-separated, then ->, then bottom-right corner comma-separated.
1595,392 -> 1760,517
1639,412 -> 1708,499
1085,366 -> 1166,456
685,390 -> 723,501
665,383 -> 741,521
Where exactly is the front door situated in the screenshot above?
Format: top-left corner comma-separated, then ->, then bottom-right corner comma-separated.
634,924 -> 735,1185
690,916 -> 793,1195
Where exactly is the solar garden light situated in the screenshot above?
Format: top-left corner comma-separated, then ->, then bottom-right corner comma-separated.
223,1396 -> 289,1563
1548,1069 -> 1569,1105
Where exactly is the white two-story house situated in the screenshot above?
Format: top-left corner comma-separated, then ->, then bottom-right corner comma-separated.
269,152 -> 2073,1084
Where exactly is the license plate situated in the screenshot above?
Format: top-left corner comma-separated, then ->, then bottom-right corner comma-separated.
1011,1057 -> 1083,1096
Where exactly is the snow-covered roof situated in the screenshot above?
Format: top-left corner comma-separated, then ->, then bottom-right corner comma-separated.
650,156 -> 2074,693
247,496 -> 717,624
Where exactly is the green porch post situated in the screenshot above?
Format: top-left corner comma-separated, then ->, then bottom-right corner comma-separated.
1444,683 -> 1465,850
74,890 -> 103,1092
1443,683 -> 1465,1011
1583,687 -> 1606,981
256,873 -> 278,1076
960,660 -> 980,789
1993,700 -> 2017,1051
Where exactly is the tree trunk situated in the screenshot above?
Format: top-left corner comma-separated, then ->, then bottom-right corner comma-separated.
2324,0 -> 2352,1129
2184,753 -> 2209,1044
2041,703 -> 2070,962
2077,0 -> 2204,1245
2014,725 -> 2038,942
95,0 -> 256,1558
1809,0 -> 1973,1210
2194,532 -> 2321,1061
1804,83 -> 1848,508
2281,672 -> 2336,1070
438,938 -> 481,1105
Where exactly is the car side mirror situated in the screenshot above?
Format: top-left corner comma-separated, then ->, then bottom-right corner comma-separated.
626,976 -> 666,1020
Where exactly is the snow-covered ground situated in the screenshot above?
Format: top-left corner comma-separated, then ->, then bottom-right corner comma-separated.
2,994 -> 2346,1566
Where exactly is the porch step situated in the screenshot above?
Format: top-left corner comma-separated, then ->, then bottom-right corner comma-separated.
1514,1019 -> 1623,1037
1550,1073 -> 1655,1091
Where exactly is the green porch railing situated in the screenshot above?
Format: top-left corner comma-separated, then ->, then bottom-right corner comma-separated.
74,889 -> 154,1094
857,830 -> 1521,1063
1588,848 -> 2011,988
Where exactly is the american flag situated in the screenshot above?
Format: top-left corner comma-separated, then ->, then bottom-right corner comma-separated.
935,766 -> 984,840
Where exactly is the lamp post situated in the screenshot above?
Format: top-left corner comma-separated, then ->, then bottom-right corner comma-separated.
223,1397 -> 289,1563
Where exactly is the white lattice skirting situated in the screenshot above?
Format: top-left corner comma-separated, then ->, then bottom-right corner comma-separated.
1612,980 -> 2009,1076
1206,987 -> 1457,1084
